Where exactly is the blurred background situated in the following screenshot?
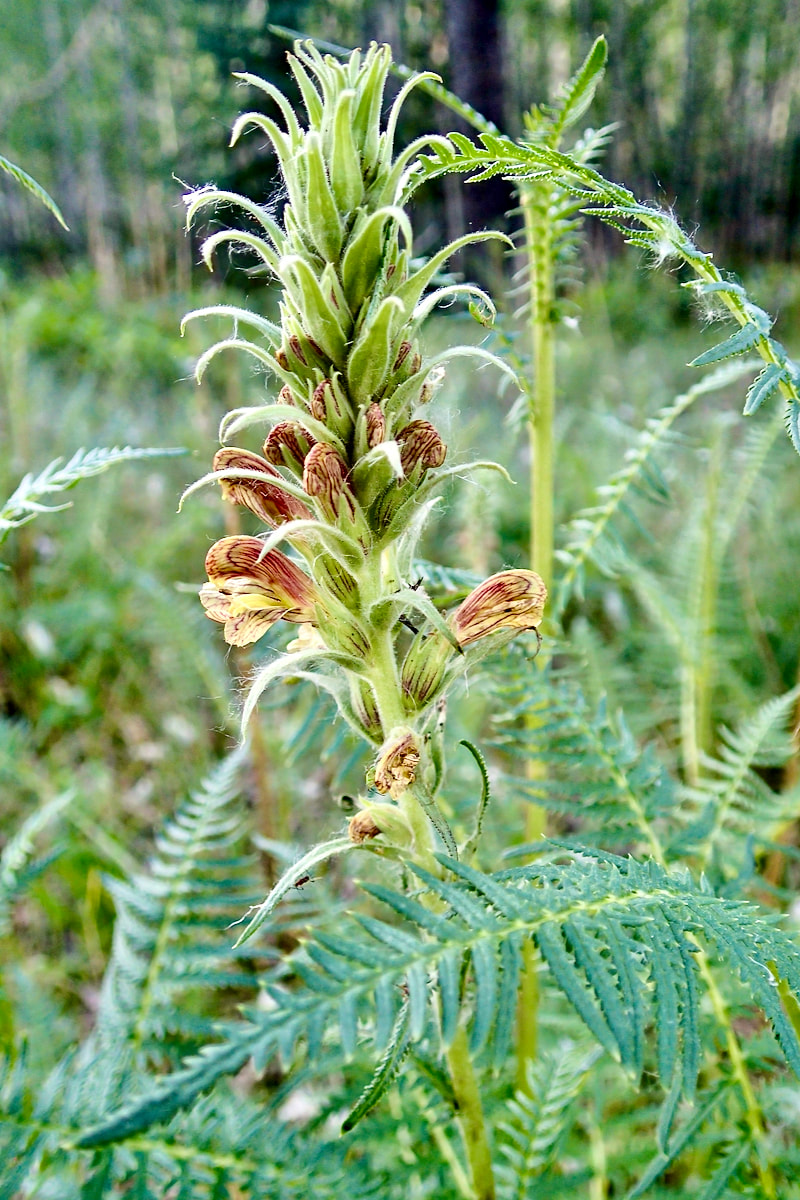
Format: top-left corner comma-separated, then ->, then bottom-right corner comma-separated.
2,0 -> 800,1041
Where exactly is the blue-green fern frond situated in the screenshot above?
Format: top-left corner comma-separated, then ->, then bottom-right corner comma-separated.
95,751 -> 263,1057
491,662 -> 673,854
496,1042 -> 601,1197
0,447 -> 185,551
75,850 -> 800,1153
674,687 -> 800,873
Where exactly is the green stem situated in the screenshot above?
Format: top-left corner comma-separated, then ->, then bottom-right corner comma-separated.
362,598 -> 492,1194
445,1023 -> 496,1200
699,955 -> 776,1197
516,181 -> 556,1091
524,185 -> 556,599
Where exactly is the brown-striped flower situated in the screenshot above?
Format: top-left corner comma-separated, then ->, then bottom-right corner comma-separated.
213,448 -> 312,525
450,569 -> 546,647
397,420 -> 446,477
302,442 -> 355,521
200,535 -> 318,646
365,402 -> 386,448
263,423 -> 316,474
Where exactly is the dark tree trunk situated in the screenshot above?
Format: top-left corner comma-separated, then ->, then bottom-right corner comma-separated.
443,0 -> 513,267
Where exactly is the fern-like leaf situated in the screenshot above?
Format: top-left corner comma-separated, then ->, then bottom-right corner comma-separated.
496,1042 -> 601,1197
676,686 -> 800,872
0,790 -> 73,935
76,849 -> 800,1150
554,360 -> 757,616
95,750 -> 262,1055
0,446 -> 185,548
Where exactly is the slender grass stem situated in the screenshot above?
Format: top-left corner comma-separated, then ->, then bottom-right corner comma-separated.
698,955 -> 776,1197
516,180 -> 556,1090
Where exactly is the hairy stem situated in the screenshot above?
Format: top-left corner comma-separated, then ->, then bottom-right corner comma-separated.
446,1023 -> 496,1200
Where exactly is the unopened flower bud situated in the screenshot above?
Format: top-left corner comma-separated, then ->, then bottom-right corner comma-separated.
278,384 -> 297,407
310,379 -> 334,422
350,677 -> 382,739
373,727 -> 421,798
397,420 -> 447,477
288,335 -> 307,366
321,612 -> 371,658
401,632 -> 453,710
450,569 -> 547,647
316,553 -> 359,606
263,423 -> 316,474
303,442 -> 356,521
365,402 -> 386,448
393,341 -> 412,372
212,447 -> 312,525
275,348 -> 289,371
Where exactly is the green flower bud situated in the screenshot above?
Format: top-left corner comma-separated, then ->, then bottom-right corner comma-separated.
315,553 -> 360,607
350,676 -> 382,739
299,131 -> 343,261
401,631 -> 453,711
347,296 -> 404,405
330,89 -> 364,211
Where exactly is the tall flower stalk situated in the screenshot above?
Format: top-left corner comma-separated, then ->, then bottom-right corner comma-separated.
184,42 -> 545,1198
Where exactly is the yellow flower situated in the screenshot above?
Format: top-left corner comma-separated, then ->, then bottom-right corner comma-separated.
200,535 -> 318,646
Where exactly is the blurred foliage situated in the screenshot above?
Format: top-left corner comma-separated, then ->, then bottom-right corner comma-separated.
3,0 -> 800,285
3,6 -> 800,1193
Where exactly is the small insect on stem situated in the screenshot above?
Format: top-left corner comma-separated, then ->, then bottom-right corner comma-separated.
292,874 -> 317,890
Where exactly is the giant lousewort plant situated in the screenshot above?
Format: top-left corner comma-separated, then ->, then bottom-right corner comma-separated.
184,42 -> 545,894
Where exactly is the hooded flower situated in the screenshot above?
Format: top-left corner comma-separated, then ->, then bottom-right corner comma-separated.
396,420 -> 446,477
200,535 -> 319,646
213,448 -> 312,525
302,442 -> 356,521
450,569 -> 547,647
